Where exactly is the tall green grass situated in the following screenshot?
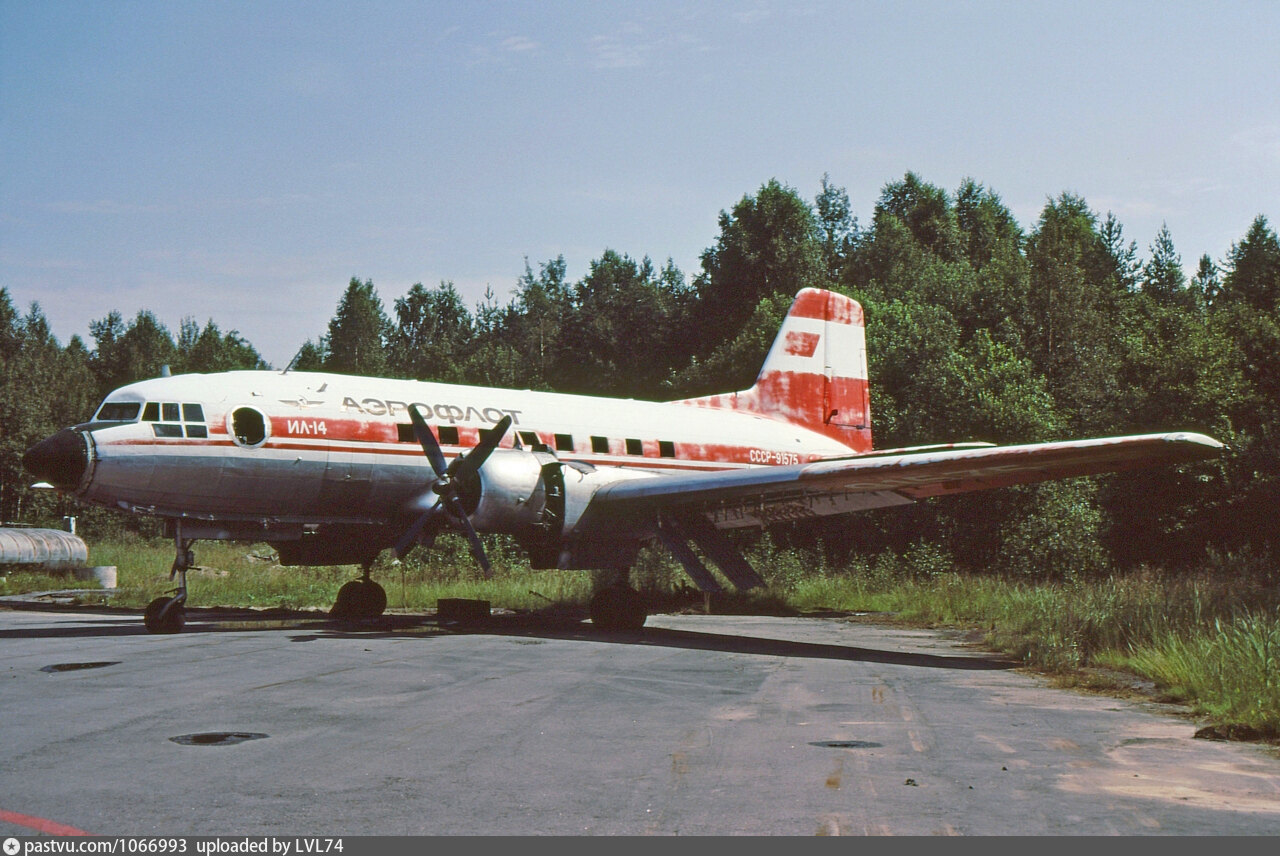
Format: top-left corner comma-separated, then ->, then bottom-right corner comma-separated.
1120,613 -> 1280,734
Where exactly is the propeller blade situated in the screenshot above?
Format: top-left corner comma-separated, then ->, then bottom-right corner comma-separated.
450,415 -> 512,480
452,503 -> 492,576
395,412 -> 510,576
408,404 -> 448,477
394,504 -> 445,558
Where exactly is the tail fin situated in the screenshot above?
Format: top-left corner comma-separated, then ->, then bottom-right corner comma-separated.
676,288 -> 872,452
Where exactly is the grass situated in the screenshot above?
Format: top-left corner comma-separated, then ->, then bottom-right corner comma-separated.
3,533 -> 1278,739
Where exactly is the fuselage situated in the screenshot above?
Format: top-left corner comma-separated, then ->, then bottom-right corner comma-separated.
33,369 -> 859,533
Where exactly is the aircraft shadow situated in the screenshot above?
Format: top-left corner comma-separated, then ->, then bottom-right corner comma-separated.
0,603 -> 1014,671
463,614 -> 1015,671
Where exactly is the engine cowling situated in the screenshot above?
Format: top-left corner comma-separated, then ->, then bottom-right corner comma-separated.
461,449 -> 663,569
464,449 -> 559,534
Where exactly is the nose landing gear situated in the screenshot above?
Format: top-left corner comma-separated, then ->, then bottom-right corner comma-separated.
144,525 -> 193,634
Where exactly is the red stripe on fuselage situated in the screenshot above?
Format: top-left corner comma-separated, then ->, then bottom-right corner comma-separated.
107,434 -> 822,468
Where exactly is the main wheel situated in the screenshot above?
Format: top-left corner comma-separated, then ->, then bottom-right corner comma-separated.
144,597 -> 185,634
589,585 -> 647,631
331,579 -> 387,618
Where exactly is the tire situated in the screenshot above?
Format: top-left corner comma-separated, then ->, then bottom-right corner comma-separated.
144,597 -> 185,634
331,579 -> 387,618
589,586 -> 647,631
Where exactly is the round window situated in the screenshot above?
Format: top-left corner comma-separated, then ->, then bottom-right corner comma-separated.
228,406 -> 269,448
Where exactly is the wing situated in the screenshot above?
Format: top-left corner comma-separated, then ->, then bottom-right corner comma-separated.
574,432 -> 1224,535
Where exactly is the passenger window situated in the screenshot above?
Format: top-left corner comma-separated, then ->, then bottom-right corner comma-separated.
591,436 -> 609,454
555,433 -> 574,452
625,438 -> 643,456
230,407 -> 267,447
162,403 -> 181,422
518,431 -> 539,447
659,441 -> 675,458
183,403 -> 205,422
142,403 -> 160,422
186,425 -> 209,439
438,426 -> 459,445
153,424 -> 183,438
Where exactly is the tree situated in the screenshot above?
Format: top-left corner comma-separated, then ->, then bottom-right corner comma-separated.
290,339 -> 327,372
1022,194 -> 1127,433
695,179 -> 823,346
845,175 -> 984,334
1141,224 -> 1188,305
557,251 -> 692,398
875,172 -> 962,262
954,179 -> 1030,339
674,292 -> 792,398
815,173 -> 856,285
89,310 -> 177,397
1100,212 -> 1140,293
0,303 -> 96,522
176,318 -> 267,373
1189,254 -> 1221,307
1219,215 -> 1280,313
387,281 -> 475,382
324,277 -> 390,376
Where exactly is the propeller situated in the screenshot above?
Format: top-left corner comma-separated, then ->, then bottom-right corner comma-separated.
394,406 -> 512,575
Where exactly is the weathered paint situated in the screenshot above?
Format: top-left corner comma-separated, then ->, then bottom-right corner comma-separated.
675,288 -> 872,451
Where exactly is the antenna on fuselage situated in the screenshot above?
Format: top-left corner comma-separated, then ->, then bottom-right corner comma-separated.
160,365 -> 172,377
281,345 -> 305,375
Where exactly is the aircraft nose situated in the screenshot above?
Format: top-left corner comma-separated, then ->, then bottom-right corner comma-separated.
22,429 -> 90,490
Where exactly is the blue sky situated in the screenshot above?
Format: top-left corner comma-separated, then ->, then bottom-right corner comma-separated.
3,1 -> 1278,368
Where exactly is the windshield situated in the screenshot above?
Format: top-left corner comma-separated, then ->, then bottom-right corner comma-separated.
94,401 -> 142,422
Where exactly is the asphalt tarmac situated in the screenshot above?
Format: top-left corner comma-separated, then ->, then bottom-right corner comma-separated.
2,605 -> 1279,835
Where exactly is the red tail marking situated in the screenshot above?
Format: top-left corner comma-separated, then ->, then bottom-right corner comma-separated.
784,331 -> 820,357
788,289 -> 864,325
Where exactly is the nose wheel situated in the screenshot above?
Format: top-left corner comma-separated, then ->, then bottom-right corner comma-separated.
145,527 -> 193,634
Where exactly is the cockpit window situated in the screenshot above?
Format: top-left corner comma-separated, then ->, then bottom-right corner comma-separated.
138,401 -> 210,439
95,402 -> 141,422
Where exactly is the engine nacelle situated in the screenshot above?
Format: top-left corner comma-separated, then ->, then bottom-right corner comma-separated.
465,449 -> 559,535
464,449 -> 664,569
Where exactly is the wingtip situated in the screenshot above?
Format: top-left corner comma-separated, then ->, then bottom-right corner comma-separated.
1167,431 -> 1226,451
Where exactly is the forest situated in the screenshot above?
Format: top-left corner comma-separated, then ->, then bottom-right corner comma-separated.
3,171 -> 1278,581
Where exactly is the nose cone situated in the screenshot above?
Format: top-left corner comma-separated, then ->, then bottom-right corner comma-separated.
22,429 -> 89,490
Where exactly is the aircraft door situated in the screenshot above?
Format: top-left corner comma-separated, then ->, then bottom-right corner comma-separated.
317,438 -> 373,515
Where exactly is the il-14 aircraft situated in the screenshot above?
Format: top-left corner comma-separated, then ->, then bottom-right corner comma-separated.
23,288 -> 1221,633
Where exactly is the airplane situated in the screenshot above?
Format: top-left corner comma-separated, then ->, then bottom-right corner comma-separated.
22,288 -> 1222,634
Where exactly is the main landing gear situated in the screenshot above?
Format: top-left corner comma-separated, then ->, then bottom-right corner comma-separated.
144,525 -> 192,634
588,581 -> 647,632
330,563 -> 387,619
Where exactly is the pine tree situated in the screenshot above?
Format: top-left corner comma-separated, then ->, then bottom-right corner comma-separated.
324,278 -> 390,376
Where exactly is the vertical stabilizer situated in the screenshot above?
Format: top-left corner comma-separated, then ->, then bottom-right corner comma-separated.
675,288 -> 872,452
